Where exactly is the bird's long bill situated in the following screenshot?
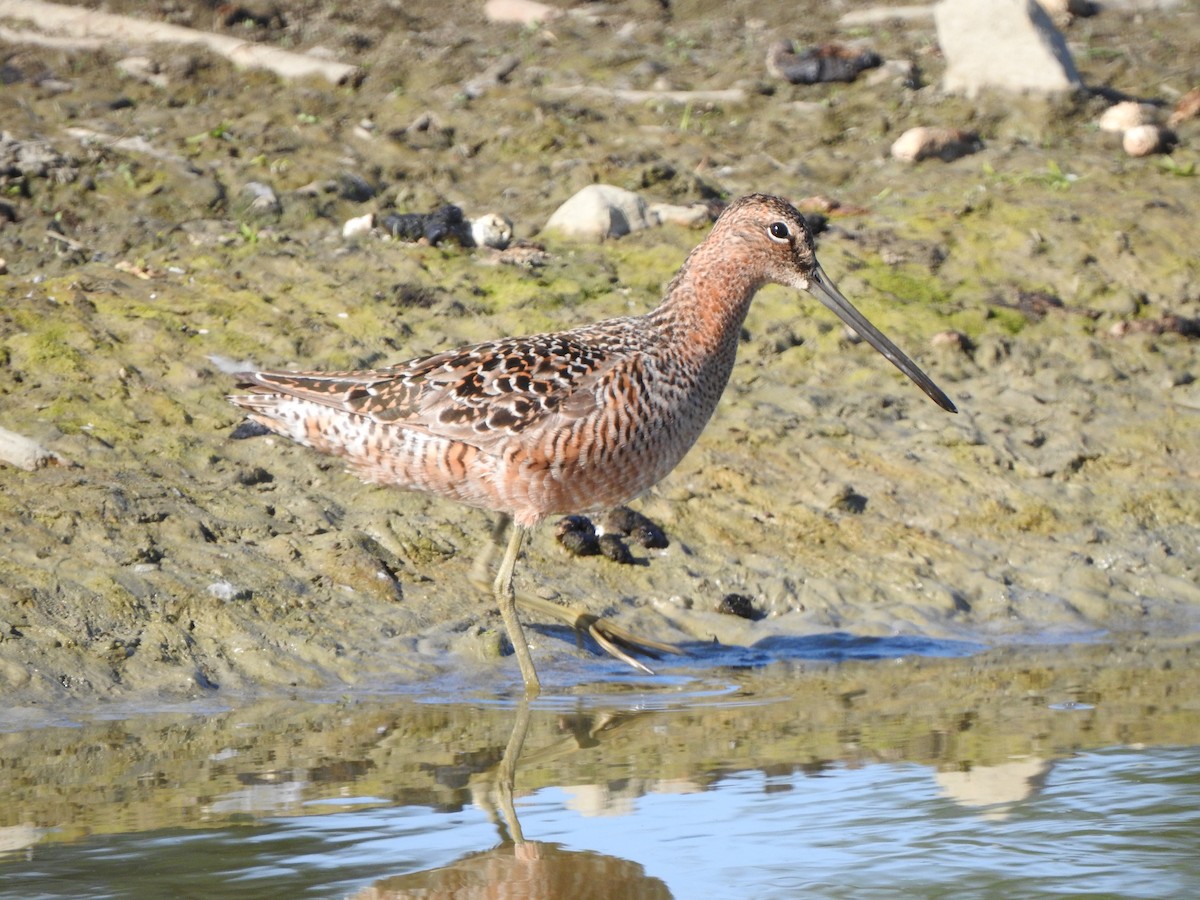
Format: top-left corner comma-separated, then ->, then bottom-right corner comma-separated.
807,264 -> 958,413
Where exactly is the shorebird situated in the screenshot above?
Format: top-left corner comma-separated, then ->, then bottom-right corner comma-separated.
229,193 -> 957,696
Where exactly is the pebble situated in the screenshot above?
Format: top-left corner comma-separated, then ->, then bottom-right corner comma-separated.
470,212 -> 514,249
116,56 -> 169,89
336,172 -> 376,202
931,330 -> 973,353
238,181 -> 281,218
891,126 -> 982,163
207,580 -> 244,601
543,184 -> 654,241
463,55 -> 520,100
342,212 -> 375,241
716,593 -> 757,619
484,0 -> 561,25
649,202 -> 718,229
1122,124 -> 1172,157
1097,100 -> 1157,133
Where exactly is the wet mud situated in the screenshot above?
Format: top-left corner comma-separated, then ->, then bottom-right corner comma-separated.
0,0 -> 1198,710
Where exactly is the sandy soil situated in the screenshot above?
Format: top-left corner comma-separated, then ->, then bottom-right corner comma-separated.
0,0 -> 1197,710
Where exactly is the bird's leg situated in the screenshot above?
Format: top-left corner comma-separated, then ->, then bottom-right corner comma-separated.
470,514 -> 685,677
495,698 -> 532,845
470,513 -> 511,593
494,522 -> 541,697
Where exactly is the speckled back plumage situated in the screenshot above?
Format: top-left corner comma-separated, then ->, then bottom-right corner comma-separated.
230,194 -> 943,528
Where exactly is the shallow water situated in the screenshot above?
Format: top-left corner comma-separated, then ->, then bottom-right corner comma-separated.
2,641 -> 1198,899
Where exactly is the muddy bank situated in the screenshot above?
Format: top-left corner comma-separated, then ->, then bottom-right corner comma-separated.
1,0 -> 1198,707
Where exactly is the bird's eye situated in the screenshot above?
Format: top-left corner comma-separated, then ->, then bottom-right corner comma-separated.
768,221 -> 791,241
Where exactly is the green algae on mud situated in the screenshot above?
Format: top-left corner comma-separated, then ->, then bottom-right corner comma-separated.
1,0 -> 1199,706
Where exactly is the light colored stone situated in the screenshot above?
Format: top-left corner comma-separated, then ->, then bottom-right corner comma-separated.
649,202 -> 714,229
891,126 -> 981,163
1097,100 -> 1157,133
239,181 -> 281,218
484,0 -> 560,25
543,185 -> 654,241
931,330 -> 972,352
341,212 -> 375,241
116,56 -> 168,88
470,213 -> 514,249
934,0 -> 1082,97
1122,124 -> 1167,157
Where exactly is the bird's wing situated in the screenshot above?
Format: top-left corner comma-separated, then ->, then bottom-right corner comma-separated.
234,327 -> 639,452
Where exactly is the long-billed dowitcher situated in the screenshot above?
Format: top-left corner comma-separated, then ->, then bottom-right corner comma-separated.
229,193 -> 957,696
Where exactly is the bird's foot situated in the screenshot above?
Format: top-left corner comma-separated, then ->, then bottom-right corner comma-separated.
514,593 -> 686,675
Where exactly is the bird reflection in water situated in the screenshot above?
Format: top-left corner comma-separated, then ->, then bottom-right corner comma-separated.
351,702 -> 672,899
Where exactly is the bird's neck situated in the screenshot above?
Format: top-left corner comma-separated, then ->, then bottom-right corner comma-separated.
648,238 -> 764,362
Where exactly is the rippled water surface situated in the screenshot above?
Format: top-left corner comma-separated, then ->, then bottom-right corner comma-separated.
2,642 -> 1198,898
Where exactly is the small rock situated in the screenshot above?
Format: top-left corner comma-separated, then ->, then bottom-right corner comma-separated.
470,212 -> 514,249
891,126 -> 982,163
463,55 -> 520,100
649,201 -> 717,229
230,420 -> 272,440
543,185 -> 655,241
37,78 -> 73,95
1168,87 -> 1200,127
484,0 -> 561,25
1123,124 -> 1174,157
931,330 -> 974,353
934,0 -> 1082,96
116,56 -> 169,88
237,181 -> 281,219
716,593 -> 757,619
235,466 -> 273,486
342,212 -> 375,241
336,172 -> 376,202
207,580 -> 250,601
1097,100 -> 1157,133
393,111 -> 454,150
